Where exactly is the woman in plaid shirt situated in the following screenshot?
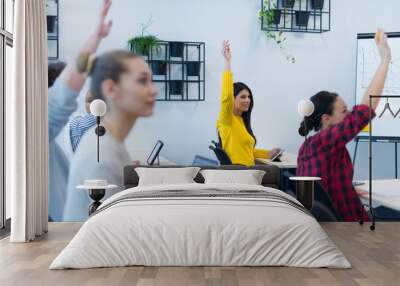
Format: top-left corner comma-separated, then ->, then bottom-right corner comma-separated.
297,30 -> 392,221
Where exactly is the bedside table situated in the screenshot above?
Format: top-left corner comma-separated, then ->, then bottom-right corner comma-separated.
77,183 -> 118,215
289,176 -> 321,210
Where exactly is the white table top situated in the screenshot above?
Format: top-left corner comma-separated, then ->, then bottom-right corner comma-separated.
356,179 -> 400,211
77,184 -> 118,190
289,176 -> 321,181
256,152 -> 297,169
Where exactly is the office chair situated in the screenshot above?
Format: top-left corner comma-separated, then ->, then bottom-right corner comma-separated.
209,140 -> 232,165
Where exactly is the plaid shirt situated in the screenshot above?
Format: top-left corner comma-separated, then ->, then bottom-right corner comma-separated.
297,105 -> 374,222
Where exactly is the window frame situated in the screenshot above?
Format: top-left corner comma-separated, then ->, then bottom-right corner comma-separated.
0,0 -> 14,232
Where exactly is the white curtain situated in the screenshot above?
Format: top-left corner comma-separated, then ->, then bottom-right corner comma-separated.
9,0 -> 48,242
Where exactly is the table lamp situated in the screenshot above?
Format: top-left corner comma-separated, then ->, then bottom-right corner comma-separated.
90,99 -> 107,162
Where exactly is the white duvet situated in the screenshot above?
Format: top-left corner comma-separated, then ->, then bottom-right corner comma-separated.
50,183 -> 351,269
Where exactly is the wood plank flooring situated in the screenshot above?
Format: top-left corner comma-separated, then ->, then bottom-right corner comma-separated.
0,222 -> 399,286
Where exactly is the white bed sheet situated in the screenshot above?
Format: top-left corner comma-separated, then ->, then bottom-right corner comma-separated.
50,183 -> 350,269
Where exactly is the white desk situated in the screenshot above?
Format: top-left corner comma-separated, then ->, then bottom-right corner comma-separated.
356,179 -> 400,212
130,150 -> 176,166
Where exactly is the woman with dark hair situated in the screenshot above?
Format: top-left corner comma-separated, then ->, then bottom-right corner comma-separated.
63,49 -> 158,221
297,30 -> 391,221
48,0 -> 113,221
217,40 -> 281,166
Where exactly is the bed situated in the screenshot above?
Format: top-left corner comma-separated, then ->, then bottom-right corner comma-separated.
50,165 -> 351,269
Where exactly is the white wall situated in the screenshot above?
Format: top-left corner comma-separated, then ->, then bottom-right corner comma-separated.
59,0 -> 400,179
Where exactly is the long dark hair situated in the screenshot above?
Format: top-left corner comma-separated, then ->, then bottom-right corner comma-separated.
77,50 -> 139,101
298,91 -> 338,137
234,82 -> 256,145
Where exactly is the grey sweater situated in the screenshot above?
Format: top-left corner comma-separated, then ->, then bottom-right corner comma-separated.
63,126 -> 131,221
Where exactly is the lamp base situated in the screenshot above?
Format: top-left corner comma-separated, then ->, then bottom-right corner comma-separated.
88,188 -> 106,215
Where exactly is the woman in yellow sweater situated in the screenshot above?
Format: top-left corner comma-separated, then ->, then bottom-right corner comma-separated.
217,40 -> 281,166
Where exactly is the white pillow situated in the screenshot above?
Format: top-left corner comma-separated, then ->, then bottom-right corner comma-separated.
135,167 -> 201,186
200,169 -> 266,185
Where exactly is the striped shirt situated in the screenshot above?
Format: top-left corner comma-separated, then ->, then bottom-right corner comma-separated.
69,113 -> 97,152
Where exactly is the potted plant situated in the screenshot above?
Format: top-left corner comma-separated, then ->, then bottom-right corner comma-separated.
271,9 -> 282,25
127,16 -> 160,56
264,8 -> 282,26
281,0 -> 295,9
169,80 -> 183,95
260,0 -> 282,26
311,0 -> 324,9
151,60 -> 167,75
295,10 -> 310,27
169,42 -> 185,58
128,35 -> 159,56
186,61 -> 201,77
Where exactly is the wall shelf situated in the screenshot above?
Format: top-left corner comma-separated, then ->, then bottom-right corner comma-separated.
143,41 -> 205,102
261,0 -> 330,33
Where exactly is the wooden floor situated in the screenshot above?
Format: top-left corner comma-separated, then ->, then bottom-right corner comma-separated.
0,222 -> 399,286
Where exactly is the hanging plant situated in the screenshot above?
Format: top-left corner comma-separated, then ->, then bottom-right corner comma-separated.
259,0 -> 296,63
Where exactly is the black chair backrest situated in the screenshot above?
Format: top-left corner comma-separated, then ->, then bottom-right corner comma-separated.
313,181 -> 342,221
209,144 -> 232,165
210,130 -> 232,165
218,133 -> 223,148
211,140 -> 220,148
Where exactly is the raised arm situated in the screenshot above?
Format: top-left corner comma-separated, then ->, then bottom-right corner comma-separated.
48,0 -> 112,141
218,40 -> 234,126
60,0 -> 113,91
361,29 -> 391,110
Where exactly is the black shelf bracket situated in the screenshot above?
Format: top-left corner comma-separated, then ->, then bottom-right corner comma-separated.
261,0 -> 331,34
46,0 -> 59,60
144,40 -> 205,102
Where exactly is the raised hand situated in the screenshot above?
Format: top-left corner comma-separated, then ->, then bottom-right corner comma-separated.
95,0 -> 113,39
361,28 -> 391,109
375,29 -> 391,64
222,40 -> 232,61
222,40 -> 232,71
67,0 -> 113,90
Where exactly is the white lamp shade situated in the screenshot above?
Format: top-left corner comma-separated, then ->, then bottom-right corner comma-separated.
90,99 -> 107,117
297,99 -> 314,117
